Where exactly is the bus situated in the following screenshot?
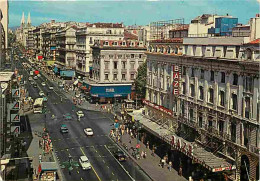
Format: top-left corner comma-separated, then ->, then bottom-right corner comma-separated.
33,98 -> 44,114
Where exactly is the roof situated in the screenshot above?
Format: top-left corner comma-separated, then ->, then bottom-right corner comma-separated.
86,22 -> 124,28
124,31 -> 138,40
247,39 -> 260,44
0,72 -> 14,82
40,162 -> 58,171
80,156 -> 89,162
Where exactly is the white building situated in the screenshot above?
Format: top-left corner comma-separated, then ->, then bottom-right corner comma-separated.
0,0 -> 8,48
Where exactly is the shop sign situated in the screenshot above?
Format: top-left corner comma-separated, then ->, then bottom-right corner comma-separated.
212,165 -> 236,172
12,89 -> 20,98
171,135 -> 193,156
173,65 -> 180,95
11,113 -> 20,122
11,101 -> 20,110
106,88 -> 115,92
11,126 -> 20,135
143,100 -> 173,116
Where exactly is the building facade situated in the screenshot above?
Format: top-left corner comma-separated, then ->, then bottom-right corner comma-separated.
144,17 -> 259,181
0,0 -> 8,48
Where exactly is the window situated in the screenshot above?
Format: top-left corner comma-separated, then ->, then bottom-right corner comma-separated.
105,41 -> 109,45
105,74 -> 109,80
130,62 -> 135,69
191,68 -> 195,77
89,37 -> 93,44
114,62 -> 117,69
167,78 -> 171,91
245,97 -> 250,119
181,103 -> 185,115
232,94 -> 237,110
182,66 -> 186,75
131,54 -> 135,59
210,71 -> 214,81
109,55 -> 114,59
131,73 -> 135,80
233,73 -> 238,85
209,88 -> 214,103
190,84 -> 195,97
244,77 -> 253,92
221,72 -> 225,83
122,61 -> 126,69
231,122 -> 236,142
139,54 -> 142,58
122,73 -> 126,80
208,120 -> 213,128
182,82 -> 186,94
219,90 -> 225,107
219,121 -> 224,133
198,116 -> 203,128
105,62 -> 109,69
118,54 -> 122,59
113,74 -> 117,80
199,86 -> 204,100
200,69 -> 204,79
189,109 -> 193,122
167,65 -> 171,75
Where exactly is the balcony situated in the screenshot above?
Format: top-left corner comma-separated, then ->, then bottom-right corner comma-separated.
249,145 -> 260,155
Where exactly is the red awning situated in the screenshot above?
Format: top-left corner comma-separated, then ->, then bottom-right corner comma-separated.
81,86 -> 87,90
78,83 -> 82,87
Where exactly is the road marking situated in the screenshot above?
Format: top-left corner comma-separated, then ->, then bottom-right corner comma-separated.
80,147 -> 101,181
104,145 -> 135,181
71,148 -> 75,150
103,160 -> 105,163
66,149 -> 69,152
107,166 -> 109,168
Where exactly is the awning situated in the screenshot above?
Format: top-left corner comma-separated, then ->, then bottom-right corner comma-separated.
128,111 -> 236,173
40,162 -> 58,171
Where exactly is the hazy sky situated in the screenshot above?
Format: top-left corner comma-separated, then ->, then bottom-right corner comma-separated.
9,0 -> 260,27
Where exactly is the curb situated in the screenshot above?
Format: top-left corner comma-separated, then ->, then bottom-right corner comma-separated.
51,147 -> 66,181
109,136 -> 155,181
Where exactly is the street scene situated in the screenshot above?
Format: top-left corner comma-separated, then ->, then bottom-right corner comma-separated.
0,0 -> 259,181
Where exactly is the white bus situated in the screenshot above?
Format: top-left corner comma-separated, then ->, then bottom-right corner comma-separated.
33,98 -> 44,114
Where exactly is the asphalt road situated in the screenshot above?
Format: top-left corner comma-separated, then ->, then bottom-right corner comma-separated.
18,59 -> 151,181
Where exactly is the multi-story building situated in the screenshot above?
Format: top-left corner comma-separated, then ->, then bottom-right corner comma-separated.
75,23 -> 125,77
83,39 -> 146,103
0,0 -> 8,48
142,15 -> 259,181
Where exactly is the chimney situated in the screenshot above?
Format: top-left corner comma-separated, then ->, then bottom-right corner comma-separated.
256,14 -> 260,17
51,20 -> 55,23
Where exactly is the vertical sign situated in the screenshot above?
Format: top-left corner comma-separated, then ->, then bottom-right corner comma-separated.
173,65 -> 180,95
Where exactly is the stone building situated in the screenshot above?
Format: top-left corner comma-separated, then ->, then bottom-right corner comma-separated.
144,16 -> 259,181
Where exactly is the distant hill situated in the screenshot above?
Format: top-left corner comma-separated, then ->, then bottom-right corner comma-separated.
9,26 -> 19,31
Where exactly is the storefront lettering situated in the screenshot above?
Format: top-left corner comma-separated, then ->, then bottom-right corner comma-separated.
171,136 -> 193,155
106,88 -> 115,92
143,100 -> 173,116
173,65 -> 180,95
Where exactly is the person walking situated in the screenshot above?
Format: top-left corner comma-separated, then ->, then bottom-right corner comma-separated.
168,161 -> 172,171
151,148 -> 155,156
146,141 -> 149,149
161,158 -> 165,168
179,165 -> 183,176
39,154 -> 42,163
141,151 -> 144,159
144,151 -> 147,159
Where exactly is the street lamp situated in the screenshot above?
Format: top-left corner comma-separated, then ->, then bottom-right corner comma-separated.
135,120 -> 142,154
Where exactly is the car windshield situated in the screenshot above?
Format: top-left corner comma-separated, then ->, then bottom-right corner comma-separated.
82,159 -> 89,163
87,130 -> 92,132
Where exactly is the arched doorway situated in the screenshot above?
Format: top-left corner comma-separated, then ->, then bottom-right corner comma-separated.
240,155 -> 250,181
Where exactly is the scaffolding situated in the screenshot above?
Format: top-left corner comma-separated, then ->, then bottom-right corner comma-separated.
149,19 -> 185,41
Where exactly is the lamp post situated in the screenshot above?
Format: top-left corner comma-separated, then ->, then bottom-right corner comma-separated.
135,120 -> 142,154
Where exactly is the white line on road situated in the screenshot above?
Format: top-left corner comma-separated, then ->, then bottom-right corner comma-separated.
104,145 -> 135,181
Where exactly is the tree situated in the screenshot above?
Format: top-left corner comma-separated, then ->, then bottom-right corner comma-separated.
8,31 -> 16,47
135,61 -> 147,99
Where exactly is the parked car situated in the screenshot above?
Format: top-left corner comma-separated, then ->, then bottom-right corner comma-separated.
41,82 -> 46,86
33,84 -> 37,88
60,124 -> 69,134
84,128 -> 93,136
76,111 -> 84,118
49,86 -> 54,90
29,77 -> 33,81
63,113 -> 72,120
79,156 -> 91,170
113,150 -> 126,162
33,76 -> 38,80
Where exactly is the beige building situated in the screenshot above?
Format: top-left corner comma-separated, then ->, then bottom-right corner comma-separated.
0,0 -> 8,48
75,23 -> 125,76
91,39 -> 146,83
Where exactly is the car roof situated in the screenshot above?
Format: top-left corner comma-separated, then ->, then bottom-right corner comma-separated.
61,124 -> 67,127
80,156 -> 89,161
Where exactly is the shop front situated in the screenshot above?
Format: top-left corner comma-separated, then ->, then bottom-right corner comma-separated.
38,162 -> 58,181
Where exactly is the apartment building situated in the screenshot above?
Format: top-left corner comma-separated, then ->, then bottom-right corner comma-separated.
75,23 -> 125,77
84,39 -> 146,103
143,15 -> 259,181
0,0 -> 8,48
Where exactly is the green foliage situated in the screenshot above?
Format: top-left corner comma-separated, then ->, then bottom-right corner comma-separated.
135,62 -> 147,99
8,31 -> 16,47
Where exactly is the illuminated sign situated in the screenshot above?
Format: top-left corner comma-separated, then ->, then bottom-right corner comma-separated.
143,100 -> 173,116
171,135 -> 193,156
11,113 -> 20,122
12,89 -> 20,98
173,65 -> 180,95
11,101 -> 20,110
11,126 -> 20,135
106,88 -> 115,93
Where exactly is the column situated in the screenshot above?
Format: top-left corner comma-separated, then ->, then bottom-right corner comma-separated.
236,122 -> 241,145
226,73 -> 231,111
237,75 -> 243,116
252,77 -> 258,120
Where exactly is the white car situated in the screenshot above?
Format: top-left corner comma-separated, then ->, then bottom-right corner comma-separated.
41,82 -> 46,86
84,128 -> 93,136
29,77 -> 33,81
37,74 -> 41,77
39,91 -> 45,96
76,111 -> 84,118
49,86 -> 54,90
79,156 -> 91,170
33,76 -> 38,80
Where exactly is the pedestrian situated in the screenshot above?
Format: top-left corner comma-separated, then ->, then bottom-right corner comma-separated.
151,148 -> 155,156
146,141 -> 149,149
189,176 -> 193,181
168,161 -> 172,171
39,154 -> 42,163
39,140 -> 41,148
141,151 -> 144,159
161,158 -> 165,168
179,166 -> 183,176
144,151 -> 147,159
129,139 -> 132,144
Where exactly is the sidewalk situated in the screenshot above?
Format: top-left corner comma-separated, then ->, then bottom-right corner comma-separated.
27,117 -> 64,181
112,133 -> 188,181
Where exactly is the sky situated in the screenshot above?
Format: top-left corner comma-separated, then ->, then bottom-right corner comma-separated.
9,0 -> 260,27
